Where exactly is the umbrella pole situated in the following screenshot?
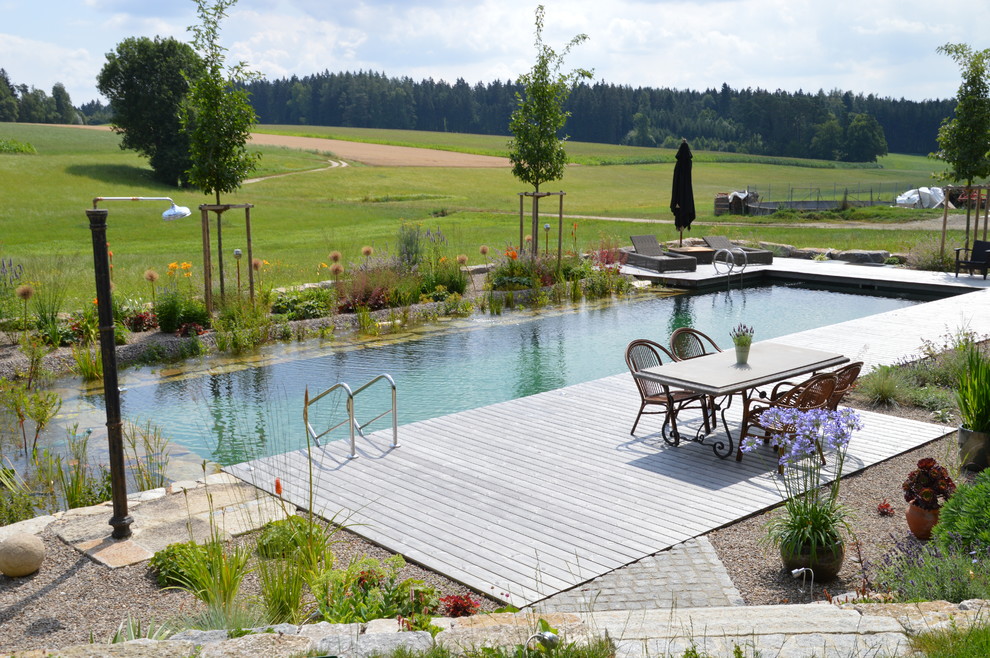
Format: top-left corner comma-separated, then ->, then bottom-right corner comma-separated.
679,228 -> 683,246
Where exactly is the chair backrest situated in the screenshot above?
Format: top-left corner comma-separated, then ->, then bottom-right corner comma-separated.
669,327 -> 722,361
770,373 -> 838,411
827,361 -> 863,410
703,235 -> 734,250
630,235 -> 664,256
625,338 -> 676,399
792,373 -> 839,411
973,240 -> 990,261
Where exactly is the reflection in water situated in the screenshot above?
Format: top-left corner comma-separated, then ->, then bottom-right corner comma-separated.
68,284 -> 925,465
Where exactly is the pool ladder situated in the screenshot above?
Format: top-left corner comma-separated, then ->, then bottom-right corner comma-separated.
303,374 -> 398,459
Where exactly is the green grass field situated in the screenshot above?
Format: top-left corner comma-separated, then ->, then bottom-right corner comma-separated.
0,122 -> 969,307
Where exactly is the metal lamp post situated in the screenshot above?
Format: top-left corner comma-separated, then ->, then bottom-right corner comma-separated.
87,196 -> 191,539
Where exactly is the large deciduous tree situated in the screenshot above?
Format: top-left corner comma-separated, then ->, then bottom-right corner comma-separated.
508,5 -> 591,194
843,113 -> 887,162
183,0 -> 260,205
97,36 -> 203,186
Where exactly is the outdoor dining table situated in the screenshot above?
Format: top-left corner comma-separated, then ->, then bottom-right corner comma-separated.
634,342 -> 849,459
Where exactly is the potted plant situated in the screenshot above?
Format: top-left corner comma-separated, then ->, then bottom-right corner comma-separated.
956,342 -> 990,472
902,457 -> 956,540
730,323 -> 754,365
741,407 -> 863,581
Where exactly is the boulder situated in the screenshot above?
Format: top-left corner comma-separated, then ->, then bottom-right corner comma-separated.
0,532 -> 45,577
834,249 -> 890,264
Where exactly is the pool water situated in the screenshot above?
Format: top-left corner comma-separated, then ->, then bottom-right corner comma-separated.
64,283 -> 926,465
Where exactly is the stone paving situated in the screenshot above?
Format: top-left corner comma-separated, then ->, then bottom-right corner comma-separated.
535,537 -> 744,612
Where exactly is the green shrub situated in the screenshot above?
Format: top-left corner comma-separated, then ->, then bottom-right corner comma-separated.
256,516 -> 309,559
908,235 -> 954,272
0,138 -> 36,154
148,541 -> 204,588
310,554 -> 437,624
155,289 -> 210,334
857,365 -> 906,406
270,287 -> 336,320
0,467 -> 35,526
934,469 -> 990,551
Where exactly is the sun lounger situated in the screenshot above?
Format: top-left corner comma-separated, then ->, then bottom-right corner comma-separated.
702,235 -> 774,265
621,235 -> 697,273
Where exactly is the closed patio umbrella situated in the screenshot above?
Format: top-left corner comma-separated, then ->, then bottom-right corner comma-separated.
670,139 -> 696,245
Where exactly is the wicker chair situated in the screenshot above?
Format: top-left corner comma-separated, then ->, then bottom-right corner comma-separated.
703,235 -> 774,265
955,239 -> 990,279
736,373 -> 838,470
827,361 -> 863,411
669,327 -> 722,361
625,339 -> 711,444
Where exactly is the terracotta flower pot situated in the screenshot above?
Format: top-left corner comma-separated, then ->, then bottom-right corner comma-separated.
781,541 -> 845,582
906,503 -> 939,540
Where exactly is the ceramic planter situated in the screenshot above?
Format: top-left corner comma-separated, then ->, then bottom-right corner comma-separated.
906,503 -> 939,540
781,541 -> 845,582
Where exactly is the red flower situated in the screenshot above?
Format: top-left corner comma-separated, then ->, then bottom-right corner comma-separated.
274,478 -> 283,496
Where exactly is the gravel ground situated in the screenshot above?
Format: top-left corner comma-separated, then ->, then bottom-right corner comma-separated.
0,519 -> 498,653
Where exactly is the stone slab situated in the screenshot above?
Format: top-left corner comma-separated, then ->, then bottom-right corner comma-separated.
75,537 -> 154,569
0,514 -> 57,542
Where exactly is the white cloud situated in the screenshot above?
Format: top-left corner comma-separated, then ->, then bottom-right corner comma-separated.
3,0 -> 990,105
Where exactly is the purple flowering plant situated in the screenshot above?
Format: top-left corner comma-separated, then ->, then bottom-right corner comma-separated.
741,407 -> 864,561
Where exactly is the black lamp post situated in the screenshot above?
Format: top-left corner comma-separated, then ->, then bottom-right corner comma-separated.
87,196 -> 191,539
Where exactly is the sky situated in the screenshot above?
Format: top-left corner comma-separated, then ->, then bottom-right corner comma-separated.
2,0 -> 989,107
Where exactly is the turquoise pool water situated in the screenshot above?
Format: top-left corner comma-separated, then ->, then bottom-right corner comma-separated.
67,283 -> 927,465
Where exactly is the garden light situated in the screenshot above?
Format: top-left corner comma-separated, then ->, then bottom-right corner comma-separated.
526,631 -> 559,650
87,196 -> 190,539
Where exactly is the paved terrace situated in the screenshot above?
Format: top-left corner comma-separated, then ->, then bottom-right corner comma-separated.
227,260 -> 990,607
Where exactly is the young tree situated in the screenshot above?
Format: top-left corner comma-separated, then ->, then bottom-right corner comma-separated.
508,5 -> 591,194
931,43 -> 990,249
97,36 -> 203,186
183,0 -> 261,205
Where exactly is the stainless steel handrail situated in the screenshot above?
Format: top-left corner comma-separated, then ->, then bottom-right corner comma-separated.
303,374 -> 398,459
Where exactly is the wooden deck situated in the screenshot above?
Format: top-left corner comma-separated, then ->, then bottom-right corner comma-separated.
227,271 -> 990,606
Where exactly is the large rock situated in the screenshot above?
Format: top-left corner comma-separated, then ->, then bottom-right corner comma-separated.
0,532 -> 45,577
834,249 -> 890,264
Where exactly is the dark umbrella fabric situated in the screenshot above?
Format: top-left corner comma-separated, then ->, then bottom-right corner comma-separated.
670,140 -> 696,231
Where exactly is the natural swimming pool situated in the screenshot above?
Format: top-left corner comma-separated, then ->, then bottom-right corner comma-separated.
60,282 -> 931,465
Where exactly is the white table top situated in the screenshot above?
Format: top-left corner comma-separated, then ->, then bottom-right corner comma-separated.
637,342 -> 849,396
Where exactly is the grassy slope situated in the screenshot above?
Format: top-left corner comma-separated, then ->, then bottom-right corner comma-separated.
0,123 -> 965,306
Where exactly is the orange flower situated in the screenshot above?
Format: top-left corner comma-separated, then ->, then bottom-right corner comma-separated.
506,249 -> 518,260
180,261 -> 192,271
274,478 -> 283,496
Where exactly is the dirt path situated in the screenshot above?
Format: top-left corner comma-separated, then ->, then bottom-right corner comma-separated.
250,132 -> 509,167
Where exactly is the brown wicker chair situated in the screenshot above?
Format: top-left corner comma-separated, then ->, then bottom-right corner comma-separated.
625,338 -> 711,444
827,361 -> 863,411
669,327 -> 722,361
736,373 -> 838,470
